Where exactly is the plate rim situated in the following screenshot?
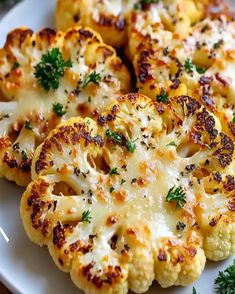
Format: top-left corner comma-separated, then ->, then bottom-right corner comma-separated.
0,270 -> 22,294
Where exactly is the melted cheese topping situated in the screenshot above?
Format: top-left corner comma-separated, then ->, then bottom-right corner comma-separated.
56,0 -> 208,48
0,27 -> 130,186
21,93 -> 235,293
133,16 -> 235,139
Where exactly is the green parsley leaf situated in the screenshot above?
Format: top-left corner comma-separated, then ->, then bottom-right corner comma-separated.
82,71 -> 101,88
166,186 -> 186,208
126,138 -> 138,153
52,102 -> 66,117
214,260 -> 235,293
21,150 -> 28,161
184,58 -> 194,74
166,141 -> 177,147
88,96 -> 91,103
106,129 -> 122,144
133,3 -> 139,9
25,121 -> 33,130
192,287 -> 197,294
12,62 -> 20,70
82,210 -> 92,223
185,58 -> 206,75
34,48 -> 72,91
110,187 -> 115,193
140,0 -> 159,5
232,117 -> 235,123
109,167 -> 119,176
120,179 -> 126,185
196,66 -> 206,74
156,89 -> 169,103
176,221 -> 186,231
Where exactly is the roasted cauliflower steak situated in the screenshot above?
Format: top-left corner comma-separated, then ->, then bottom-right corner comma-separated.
133,15 -> 235,139
0,26 -> 130,186
21,93 -> 235,293
56,0 -> 209,48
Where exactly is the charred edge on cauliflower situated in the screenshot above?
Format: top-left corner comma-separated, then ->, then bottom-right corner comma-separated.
228,121 -> 235,137
97,93 -> 146,126
177,96 -> 201,116
53,225 -> 95,266
38,28 -> 57,44
35,123 -> 104,174
195,108 -> 218,141
62,237 -> 96,268
53,222 -> 68,249
171,96 -> 233,169
3,152 -> 31,172
228,199 -> 235,211
223,175 -> 235,192
5,28 -> 33,49
27,179 -> 52,234
137,49 -> 154,83
81,263 -> 123,289
97,14 -> 126,32
212,133 -> 234,168
157,243 -> 198,265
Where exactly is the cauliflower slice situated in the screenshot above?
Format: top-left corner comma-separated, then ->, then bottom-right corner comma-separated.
55,0 -> 209,48
127,0 -> 212,57
133,15 -> 235,140
21,93 -> 235,293
0,26 -> 130,186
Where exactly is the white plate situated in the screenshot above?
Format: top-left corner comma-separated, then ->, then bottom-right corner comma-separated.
0,1 -> 234,293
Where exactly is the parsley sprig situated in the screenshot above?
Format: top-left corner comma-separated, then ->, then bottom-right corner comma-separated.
82,71 -> 101,88
176,221 -> 186,231
25,121 -> 33,130
52,102 -> 66,117
82,210 -> 92,223
106,129 -> 122,144
110,186 -> 115,193
34,48 -> 72,91
21,150 -> 28,161
184,58 -> 206,75
215,260 -> 235,293
156,89 -> 169,103
109,167 -> 120,176
196,66 -> 206,74
166,141 -> 177,147
184,58 -> 194,73
166,186 -> 186,208
126,138 -> 138,153
12,62 -> 20,70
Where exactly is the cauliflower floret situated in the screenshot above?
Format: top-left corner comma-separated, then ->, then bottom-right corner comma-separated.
133,16 -> 235,140
21,93 -> 235,293
56,0 -> 209,48
0,27 -> 130,186
155,244 -> 206,288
